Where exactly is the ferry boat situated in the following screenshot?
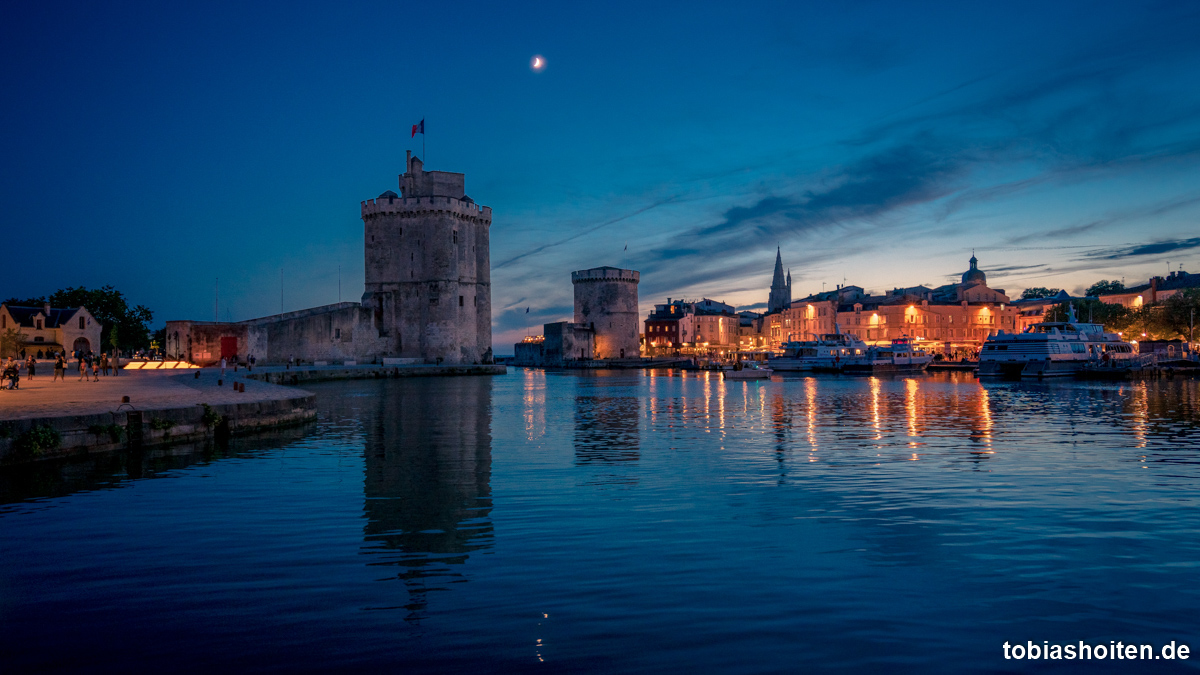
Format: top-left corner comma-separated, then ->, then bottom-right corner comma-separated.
841,337 -> 933,375
768,329 -> 868,372
978,306 -> 1136,378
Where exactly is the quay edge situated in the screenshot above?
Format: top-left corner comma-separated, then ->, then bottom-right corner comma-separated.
0,394 -> 316,466
244,363 -> 506,385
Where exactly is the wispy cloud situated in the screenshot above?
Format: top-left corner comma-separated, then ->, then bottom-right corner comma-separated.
494,196 -> 682,270
1082,237 -> 1200,261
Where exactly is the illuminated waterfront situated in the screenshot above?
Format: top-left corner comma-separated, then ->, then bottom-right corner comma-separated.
2,371 -> 1199,672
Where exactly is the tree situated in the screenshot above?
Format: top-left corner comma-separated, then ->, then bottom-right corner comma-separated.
1158,288 -> 1200,341
1085,280 -> 1125,297
0,328 -> 25,358
1045,299 -> 1134,334
45,286 -> 154,352
3,295 -> 47,307
1021,287 -> 1061,300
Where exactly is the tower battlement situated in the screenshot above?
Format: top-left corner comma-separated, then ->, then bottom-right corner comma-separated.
360,195 -> 492,222
572,267 -> 640,284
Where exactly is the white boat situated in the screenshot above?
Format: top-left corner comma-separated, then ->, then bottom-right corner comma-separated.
978,306 -> 1136,378
724,364 -> 774,380
842,337 -> 933,375
768,329 -> 868,372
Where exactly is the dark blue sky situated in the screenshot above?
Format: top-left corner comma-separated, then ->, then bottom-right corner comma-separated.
3,1 -> 1199,348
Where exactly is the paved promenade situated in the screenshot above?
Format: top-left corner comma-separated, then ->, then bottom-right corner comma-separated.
0,368 -> 309,421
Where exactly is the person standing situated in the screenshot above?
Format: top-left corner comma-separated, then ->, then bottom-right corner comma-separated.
53,354 -> 65,382
78,355 -> 87,381
220,357 -> 227,379
26,355 -> 35,381
101,353 -> 109,376
92,358 -> 100,382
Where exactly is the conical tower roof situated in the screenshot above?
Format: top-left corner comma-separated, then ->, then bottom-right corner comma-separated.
772,247 -> 786,288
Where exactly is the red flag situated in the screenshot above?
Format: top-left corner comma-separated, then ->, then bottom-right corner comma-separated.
411,119 -> 424,138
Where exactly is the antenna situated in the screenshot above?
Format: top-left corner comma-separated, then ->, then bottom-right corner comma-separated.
215,277 -> 219,322
339,265 -> 342,303
280,269 -> 284,314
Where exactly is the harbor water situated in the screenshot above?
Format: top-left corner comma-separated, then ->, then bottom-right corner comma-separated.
2,370 -> 1199,672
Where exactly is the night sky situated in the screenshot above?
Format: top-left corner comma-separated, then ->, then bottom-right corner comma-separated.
3,1 -> 1199,351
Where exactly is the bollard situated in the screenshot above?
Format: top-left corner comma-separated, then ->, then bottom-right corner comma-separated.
194,371 -> 200,379
218,379 -> 223,386
122,396 -> 130,403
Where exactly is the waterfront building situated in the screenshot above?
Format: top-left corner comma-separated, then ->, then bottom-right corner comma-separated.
0,302 -> 102,357
762,255 -> 1017,356
1010,290 -> 1078,333
1099,269 -> 1199,308
644,297 -> 739,356
166,153 -> 493,366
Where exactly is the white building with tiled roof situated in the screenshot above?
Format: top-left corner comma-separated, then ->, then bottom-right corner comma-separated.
0,302 -> 102,357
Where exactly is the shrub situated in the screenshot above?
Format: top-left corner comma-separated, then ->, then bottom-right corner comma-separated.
13,425 -> 61,457
149,418 -> 176,431
200,403 -> 223,429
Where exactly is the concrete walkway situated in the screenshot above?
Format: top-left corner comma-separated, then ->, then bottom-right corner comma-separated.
0,368 -> 309,421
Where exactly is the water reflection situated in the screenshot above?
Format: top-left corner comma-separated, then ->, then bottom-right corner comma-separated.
358,377 -> 494,621
0,427 -> 312,510
574,373 -> 641,487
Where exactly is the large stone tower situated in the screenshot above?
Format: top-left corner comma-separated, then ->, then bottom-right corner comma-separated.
572,266 -> 640,359
360,152 -> 492,364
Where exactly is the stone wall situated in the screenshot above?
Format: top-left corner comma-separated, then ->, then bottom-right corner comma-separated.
166,303 -> 393,366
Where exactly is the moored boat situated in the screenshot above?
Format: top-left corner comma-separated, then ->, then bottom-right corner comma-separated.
768,329 -> 868,372
841,337 -> 932,375
724,364 -> 774,380
978,306 -> 1136,378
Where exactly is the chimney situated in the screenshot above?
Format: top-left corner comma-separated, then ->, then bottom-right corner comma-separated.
406,150 -> 411,174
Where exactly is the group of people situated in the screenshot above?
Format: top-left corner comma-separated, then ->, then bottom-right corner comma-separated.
1,351 -> 117,389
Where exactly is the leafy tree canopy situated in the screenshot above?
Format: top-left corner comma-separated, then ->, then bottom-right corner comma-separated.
4,286 -> 153,352
1085,280 -> 1126,297
1158,288 -> 1200,341
1020,287 -> 1061,300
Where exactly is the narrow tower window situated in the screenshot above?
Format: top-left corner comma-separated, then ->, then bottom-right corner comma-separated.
459,296 -> 464,307
453,230 -> 458,244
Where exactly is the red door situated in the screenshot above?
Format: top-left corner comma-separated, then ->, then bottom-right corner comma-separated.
220,337 -> 238,359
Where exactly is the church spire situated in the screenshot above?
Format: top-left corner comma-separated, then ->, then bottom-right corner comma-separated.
768,247 -> 789,313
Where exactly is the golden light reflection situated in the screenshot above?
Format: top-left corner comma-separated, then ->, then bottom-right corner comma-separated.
522,368 -> 546,442
718,372 -> 727,434
905,377 -> 919,444
870,377 -> 882,441
805,376 -> 818,456
975,380 -> 993,448
1132,381 -> 1148,449
703,370 -> 712,434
